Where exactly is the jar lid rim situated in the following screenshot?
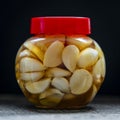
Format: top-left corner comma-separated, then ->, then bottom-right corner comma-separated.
30,16 -> 91,35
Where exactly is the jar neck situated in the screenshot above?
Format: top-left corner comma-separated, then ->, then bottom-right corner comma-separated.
33,33 -> 89,37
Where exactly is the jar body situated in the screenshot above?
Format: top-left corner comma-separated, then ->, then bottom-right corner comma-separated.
15,34 -> 106,109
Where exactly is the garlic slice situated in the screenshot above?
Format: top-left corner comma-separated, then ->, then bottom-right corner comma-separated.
25,78 -> 51,94
34,35 -> 65,53
20,57 -> 46,72
62,45 -> 79,72
45,67 -> 71,77
51,77 -> 70,93
43,41 -> 64,67
70,69 -> 93,95
20,72 -> 44,81
24,41 -> 44,61
19,49 -> 36,58
66,35 -> 93,50
78,48 -> 98,68
87,85 -> 97,102
92,57 -> 106,79
94,41 -> 104,58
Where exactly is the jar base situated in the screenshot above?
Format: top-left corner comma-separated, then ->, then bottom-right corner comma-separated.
35,104 -> 88,110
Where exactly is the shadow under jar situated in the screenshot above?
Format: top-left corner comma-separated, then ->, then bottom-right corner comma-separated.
15,17 -> 106,109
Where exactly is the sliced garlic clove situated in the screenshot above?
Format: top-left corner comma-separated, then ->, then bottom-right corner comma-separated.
34,35 -> 65,53
20,72 -> 44,81
62,45 -> 79,72
87,85 -> 97,102
39,88 -> 64,107
51,77 -> 70,93
19,49 -> 36,58
70,69 -> 93,95
24,41 -> 44,61
43,41 -> 64,67
17,80 -> 26,93
94,41 -> 104,58
39,88 -> 64,99
25,78 -> 51,94
29,37 -> 48,53
92,57 -> 106,79
20,57 -> 46,72
45,67 -> 71,77
77,48 -> 98,68
66,35 -> 93,50
15,46 -> 25,64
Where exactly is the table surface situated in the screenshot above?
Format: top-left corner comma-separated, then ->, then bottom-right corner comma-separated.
0,95 -> 120,120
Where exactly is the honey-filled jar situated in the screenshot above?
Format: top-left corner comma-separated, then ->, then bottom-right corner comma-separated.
15,17 -> 106,109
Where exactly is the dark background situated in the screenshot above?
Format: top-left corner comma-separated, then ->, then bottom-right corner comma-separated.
0,0 -> 120,95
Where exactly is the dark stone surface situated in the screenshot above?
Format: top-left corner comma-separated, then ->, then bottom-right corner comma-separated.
0,95 -> 120,120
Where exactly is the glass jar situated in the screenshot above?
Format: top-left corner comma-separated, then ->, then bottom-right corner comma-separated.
15,17 -> 106,109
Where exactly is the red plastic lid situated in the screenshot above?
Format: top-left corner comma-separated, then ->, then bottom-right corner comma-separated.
30,17 -> 91,35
